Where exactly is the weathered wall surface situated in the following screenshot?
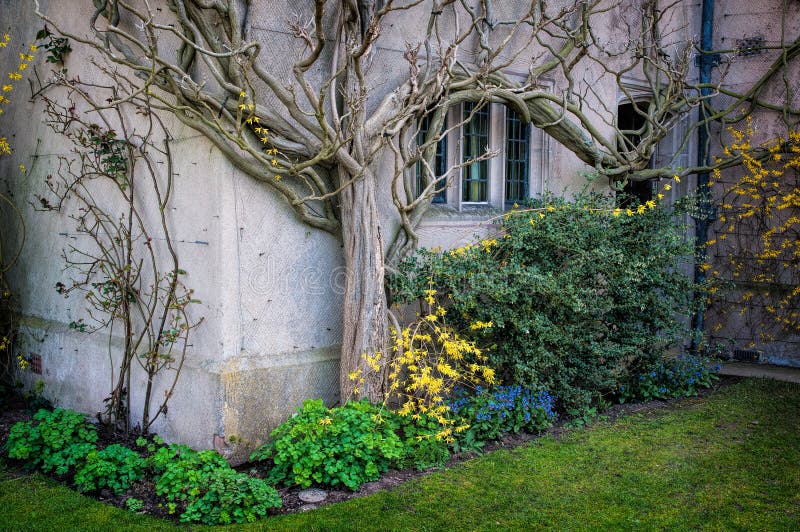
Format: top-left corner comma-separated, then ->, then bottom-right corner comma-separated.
1,0 -> 344,461
704,1 -> 800,366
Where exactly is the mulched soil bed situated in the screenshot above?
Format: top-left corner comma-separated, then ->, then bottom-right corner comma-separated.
0,376 -> 741,519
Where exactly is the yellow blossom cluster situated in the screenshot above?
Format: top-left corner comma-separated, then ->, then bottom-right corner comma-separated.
707,118 -> 800,342
354,284 -> 497,442
447,239 -> 504,257
0,35 -> 36,116
1,35 -> 35,380
237,90 -> 281,169
1,35 -> 36,172
479,239 -> 497,252
502,185 -> 678,228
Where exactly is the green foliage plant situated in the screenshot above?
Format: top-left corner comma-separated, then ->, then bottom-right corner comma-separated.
390,192 -> 694,412
134,433 -> 164,455
251,399 -> 404,490
619,353 -> 720,402
124,497 -> 144,512
180,467 -> 282,525
7,417 -> 281,526
34,26 -> 71,65
150,444 -> 228,504
391,411 -> 451,470
5,408 -> 97,475
73,443 -> 146,494
149,443 -> 280,525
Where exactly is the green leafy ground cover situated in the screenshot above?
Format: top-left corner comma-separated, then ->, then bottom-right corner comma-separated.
2,378 -> 798,531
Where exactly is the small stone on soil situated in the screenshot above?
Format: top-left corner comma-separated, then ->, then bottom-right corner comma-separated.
298,488 -> 328,503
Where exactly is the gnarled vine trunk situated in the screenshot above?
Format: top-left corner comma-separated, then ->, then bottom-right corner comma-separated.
338,169 -> 390,401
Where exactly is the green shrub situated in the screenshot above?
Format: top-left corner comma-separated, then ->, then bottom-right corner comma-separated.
5,408 -> 97,475
150,443 -> 280,524
251,399 -> 405,490
390,193 -> 694,412
620,353 -> 721,402
74,443 -> 146,494
181,468 -> 282,525
150,444 -> 228,504
6,409 -> 280,525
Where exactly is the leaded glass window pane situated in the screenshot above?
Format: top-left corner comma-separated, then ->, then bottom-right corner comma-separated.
505,108 -> 530,203
462,102 -> 489,203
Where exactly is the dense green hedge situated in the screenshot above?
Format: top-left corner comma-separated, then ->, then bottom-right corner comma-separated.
390,193 -> 695,411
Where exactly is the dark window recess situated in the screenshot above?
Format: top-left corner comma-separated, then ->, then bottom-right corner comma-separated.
621,179 -> 658,205
733,349 -> 761,362
30,354 -> 43,375
416,115 -> 447,203
462,102 -> 490,202
505,108 -> 530,204
617,102 -> 656,206
736,35 -> 765,57
617,102 -> 646,148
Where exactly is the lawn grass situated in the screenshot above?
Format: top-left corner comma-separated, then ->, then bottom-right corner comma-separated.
2,377 -> 798,531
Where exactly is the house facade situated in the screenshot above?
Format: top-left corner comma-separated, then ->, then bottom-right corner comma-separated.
0,0 -> 796,460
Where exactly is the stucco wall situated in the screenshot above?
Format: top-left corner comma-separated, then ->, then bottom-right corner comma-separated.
1,0 -> 346,461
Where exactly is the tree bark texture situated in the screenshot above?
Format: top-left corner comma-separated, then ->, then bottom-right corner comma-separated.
337,169 -> 390,402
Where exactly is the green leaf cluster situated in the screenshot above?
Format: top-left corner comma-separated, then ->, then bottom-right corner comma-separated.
251,399 -> 405,490
74,444 -> 146,494
149,443 -> 280,524
619,353 -> 720,402
35,26 -> 72,64
180,467 -> 282,525
390,193 -> 694,412
392,412 -> 451,470
124,497 -> 144,512
5,409 -> 280,525
5,408 -> 97,475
